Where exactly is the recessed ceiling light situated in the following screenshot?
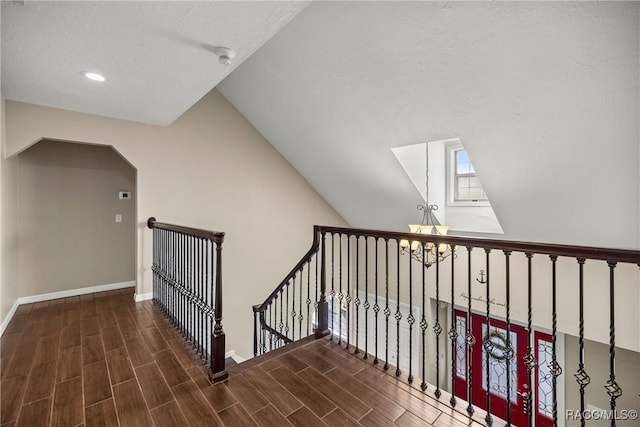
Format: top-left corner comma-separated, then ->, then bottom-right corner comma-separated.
83,72 -> 106,82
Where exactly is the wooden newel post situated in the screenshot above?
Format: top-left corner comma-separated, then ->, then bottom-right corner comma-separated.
209,238 -> 228,383
315,230 -> 330,338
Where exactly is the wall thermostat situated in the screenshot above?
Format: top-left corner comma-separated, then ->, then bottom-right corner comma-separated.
119,191 -> 132,200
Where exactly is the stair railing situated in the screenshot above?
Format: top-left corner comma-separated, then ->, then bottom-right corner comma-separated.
254,224 -> 640,427
147,217 -> 227,383
253,226 -> 325,356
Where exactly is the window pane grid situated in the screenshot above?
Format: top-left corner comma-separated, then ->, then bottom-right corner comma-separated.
454,149 -> 487,202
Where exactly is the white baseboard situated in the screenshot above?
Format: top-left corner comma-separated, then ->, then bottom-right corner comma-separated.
17,281 -> 136,304
0,300 -> 20,337
0,280 -> 136,336
225,350 -> 247,364
134,292 -> 153,302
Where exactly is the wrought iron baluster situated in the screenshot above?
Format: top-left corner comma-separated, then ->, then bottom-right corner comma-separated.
307,259 -> 311,338
483,248 -> 492,425
162,229 -> 166,313
198,238 -> 202,356
186,235 -> 190,341
605,261 -> 621,427
374,237 -> 380,365
188,234 -> 192,338
204,240 -> 214,359
192,236 -> 196,347
177,233 -> 181,333
183,233 -> 187,336
420,242 -> 428,391
152,228 -> 156,304
504,250 -> 513,426
174,231 -> 178,325
364,237 -> 369,360
201,238 -> 206,359
168,230 -> 172,319
346,235 -> 351,350
279,288 -> 284,337
466,246 -> 475,416
253,307 -> 258,357
155,228 -> 159,308
166,229 -> 170,315
178,233 -> 183,333
298,269 -> 303,340
291,273 -> 296,341
338,233 -> 343,344
449,245 -> 457,405
574,258 -> 590,427
174,232 -> 179,326
269,301 -> 274,352
549,255 -> 563,427
395,240 -> 402,377
384,238 -> 390,371
184,235 -> 188,338
189,234 -> 193,341
171,232 -> 176,325
330,233 -> 335,341
315,229 -> 329,338
407,237 -> 414,384
208,237 -> 214,365
524,253 -> 535,426
355,236 -> 361,354
434,249 -> 442,397
285,279 -> 290,340
315,238 -> 319,330
189,235 -> 194,344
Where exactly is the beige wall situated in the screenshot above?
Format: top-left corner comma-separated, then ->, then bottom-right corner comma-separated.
1,94 -> 20,325
16,140 -> 136,296
4,89 -> 348,357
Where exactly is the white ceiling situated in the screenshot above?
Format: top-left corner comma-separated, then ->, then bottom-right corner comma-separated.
2,1 -> 639,248
1,1 -> 308,125
219,1 -> 640,248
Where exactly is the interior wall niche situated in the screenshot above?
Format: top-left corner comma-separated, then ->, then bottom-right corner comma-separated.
17,140 -> 136,297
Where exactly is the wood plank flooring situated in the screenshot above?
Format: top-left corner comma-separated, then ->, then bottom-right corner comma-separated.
1,288 -> 488,426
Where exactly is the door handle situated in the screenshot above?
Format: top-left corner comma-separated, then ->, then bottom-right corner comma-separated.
517,391 -> 530,415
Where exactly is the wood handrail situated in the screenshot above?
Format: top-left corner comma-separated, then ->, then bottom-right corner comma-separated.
315,225 -> 640,265
147,217 -> 225,243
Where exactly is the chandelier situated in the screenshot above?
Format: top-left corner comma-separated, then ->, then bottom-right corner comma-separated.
400,144 -> 454,267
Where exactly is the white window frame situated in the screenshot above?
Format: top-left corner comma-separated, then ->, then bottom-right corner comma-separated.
445,140 -> 490,207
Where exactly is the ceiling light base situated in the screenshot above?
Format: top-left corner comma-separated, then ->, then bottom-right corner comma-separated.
212,47 -> 235,66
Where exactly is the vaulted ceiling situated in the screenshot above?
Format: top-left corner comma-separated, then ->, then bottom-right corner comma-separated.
3,1 -> 639,249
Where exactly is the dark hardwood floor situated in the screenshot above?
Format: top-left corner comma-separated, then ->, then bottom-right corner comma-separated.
1,288 -> 486,426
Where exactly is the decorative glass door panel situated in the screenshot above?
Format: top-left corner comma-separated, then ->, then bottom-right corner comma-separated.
481,324 -> 518,403
453,310 -> 528,426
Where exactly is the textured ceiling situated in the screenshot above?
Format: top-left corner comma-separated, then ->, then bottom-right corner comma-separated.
219,1 -> 639,248
2,1 -> 638,248
1,1 -> 308,125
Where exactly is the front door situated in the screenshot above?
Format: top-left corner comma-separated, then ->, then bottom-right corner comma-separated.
453,310 -> 551,426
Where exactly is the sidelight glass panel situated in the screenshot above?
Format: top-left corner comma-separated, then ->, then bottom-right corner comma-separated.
537,338 -> 554,417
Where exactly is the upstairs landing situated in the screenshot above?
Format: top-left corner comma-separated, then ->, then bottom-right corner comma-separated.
214,336 -> 493,427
